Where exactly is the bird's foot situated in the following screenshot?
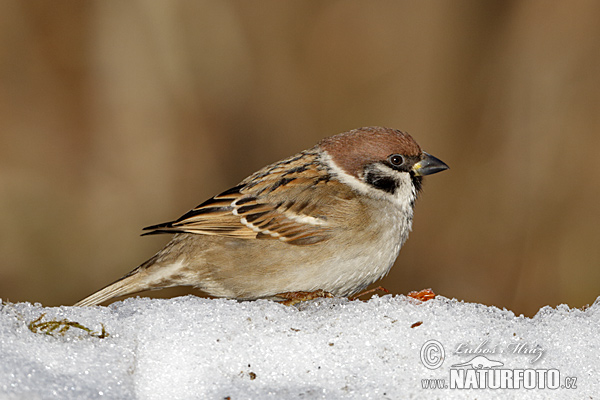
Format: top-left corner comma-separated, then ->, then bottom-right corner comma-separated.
407,288 -> 436,302
349,286 -> 390,301
276,289 -> 334,306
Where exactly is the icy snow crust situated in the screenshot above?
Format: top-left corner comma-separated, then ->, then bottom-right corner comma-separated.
0,295 -> 598,399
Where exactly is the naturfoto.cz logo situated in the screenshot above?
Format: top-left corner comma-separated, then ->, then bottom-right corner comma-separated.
419,340 -> 577,390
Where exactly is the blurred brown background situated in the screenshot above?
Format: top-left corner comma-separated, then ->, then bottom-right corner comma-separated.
1,1 -> 599,316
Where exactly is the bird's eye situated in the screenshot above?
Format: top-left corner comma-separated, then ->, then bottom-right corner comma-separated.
389,154 -> 404,166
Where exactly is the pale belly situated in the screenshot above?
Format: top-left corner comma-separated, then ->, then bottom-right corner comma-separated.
184,201 -> 414,299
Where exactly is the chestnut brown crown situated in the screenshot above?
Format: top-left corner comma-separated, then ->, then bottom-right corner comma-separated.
319,127 -> 422,178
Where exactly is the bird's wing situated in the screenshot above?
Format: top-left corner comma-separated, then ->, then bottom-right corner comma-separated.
142,150 -> 359,245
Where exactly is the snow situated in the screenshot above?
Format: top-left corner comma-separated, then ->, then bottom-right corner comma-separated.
0,295 -> 598,399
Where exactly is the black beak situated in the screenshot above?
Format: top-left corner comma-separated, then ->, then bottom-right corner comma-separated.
412,152 -> 449,176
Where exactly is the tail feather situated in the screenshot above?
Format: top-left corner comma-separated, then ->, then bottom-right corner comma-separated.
74,273 -> 146,307
75,254 -> 165,307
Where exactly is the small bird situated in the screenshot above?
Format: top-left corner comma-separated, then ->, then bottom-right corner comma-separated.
75,127 -> 448,306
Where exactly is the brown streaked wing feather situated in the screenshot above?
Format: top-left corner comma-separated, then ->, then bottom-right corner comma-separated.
142,184 -> 257,238
142,149 -> 358,245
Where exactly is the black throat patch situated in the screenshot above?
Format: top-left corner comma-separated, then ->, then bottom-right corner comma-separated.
411,174 -> 423,194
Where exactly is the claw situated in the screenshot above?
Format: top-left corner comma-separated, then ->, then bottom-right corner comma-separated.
349,286 -> 390,301
275,289 -> 334,306
407,288 -> 436,302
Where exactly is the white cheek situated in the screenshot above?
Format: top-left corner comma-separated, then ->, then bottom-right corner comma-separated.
322,151 -> 417,211
320,151 -> 376,196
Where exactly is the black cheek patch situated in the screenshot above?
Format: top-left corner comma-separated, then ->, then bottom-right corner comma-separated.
364,170 -> 399,194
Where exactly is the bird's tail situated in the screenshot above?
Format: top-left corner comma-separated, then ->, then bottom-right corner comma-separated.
74,273 -> 143,307
74,256 -> 160,307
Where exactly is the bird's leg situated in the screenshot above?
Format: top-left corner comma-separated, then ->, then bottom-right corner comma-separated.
275,289 -> 334,306
349,286 -> 390,301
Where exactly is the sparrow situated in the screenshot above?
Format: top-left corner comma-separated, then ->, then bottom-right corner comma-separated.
75,127 -> 448,306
